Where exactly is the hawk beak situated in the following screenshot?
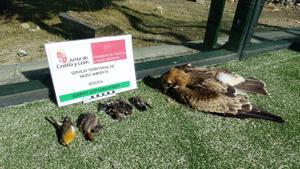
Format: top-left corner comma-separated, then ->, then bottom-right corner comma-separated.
162,83 -> 175,93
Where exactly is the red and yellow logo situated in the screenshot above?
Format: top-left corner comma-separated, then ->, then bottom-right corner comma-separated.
56,50 -> 68,63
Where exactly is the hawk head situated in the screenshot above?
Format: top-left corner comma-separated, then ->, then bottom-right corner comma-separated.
161,68 -> 190,92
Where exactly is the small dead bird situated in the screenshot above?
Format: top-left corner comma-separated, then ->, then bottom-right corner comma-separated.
129,96 -> 152,111
76,113 -> 102,141
100,99 -> 133,120
45,116 -> 76,146
161,63 -> 284,123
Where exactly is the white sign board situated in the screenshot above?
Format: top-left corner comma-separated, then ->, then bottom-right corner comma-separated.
45,35 -> 137,106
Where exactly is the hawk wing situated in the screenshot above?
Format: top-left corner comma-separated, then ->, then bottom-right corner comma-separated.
178,64 -> 268,95
168,83 -> 250,115
182,67 -> 236,97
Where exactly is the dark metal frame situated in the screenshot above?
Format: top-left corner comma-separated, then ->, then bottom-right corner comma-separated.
203,0 -> 266,58
203,0 -> 226,49
226,0 -> 266,58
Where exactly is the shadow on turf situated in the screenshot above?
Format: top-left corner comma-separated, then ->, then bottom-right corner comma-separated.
289,41 -> 300,52
142,75 -> 162,91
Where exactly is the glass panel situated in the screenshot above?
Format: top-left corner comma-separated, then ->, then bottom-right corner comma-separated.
245,0 -> 300,53
0,0 -> 216,85
2,0 -> 276,88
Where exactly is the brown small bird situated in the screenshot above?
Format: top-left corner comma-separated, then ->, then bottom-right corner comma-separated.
76,113 -> 102,141
161,63 -> 284,123
129,96 -> 152,111
100,99 -> 133,120
45,116 -> 76,146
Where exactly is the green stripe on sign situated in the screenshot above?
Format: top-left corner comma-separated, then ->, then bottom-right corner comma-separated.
59,81 -> 130,102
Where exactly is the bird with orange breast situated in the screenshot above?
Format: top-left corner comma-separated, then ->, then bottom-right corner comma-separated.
45,116 -> 76,146
161,63 -> 284,123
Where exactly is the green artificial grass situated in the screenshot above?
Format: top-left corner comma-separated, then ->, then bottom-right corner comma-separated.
0,49 -> 299,168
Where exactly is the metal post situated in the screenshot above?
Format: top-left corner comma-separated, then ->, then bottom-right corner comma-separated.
203,0 -> 226,49
225,0 -> 266,58
240,0 -> 266,58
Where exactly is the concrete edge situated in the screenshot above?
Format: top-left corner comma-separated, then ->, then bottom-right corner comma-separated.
0,88 -> 52,108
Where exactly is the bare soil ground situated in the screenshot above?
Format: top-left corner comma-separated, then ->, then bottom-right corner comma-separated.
0,0 -> 299,66
259,3 -> 300,28
0,18 -> 64,65
65,0 -> 234,47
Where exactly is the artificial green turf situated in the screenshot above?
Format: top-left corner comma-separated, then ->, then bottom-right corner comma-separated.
0,49 -> 299,168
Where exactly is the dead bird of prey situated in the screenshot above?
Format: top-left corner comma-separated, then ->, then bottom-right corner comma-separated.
161,63 -> 284,123
76,113 -> 102,141
129,96 -> 152,111
99,99 -> 133,120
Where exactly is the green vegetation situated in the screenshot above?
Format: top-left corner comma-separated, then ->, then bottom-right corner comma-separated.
0,49 -> 299,168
